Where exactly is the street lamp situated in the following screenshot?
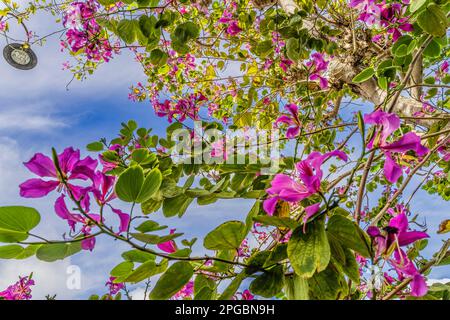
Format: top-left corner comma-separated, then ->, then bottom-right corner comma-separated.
3,43 -> 37,70
1,13 -> 38,70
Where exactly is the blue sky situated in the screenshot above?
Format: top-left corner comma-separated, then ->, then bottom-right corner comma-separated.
0,6 -> 448,299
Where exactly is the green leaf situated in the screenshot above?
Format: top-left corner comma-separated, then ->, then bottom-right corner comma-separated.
0,244 -> 24,259
391,36 -> 412,57
352,67 -> 375,83
86,142 -> 104,152
122,249 -> 156,263
245,251 -> 271,275
329,236 -> 360,283
115,166 -> 144,202
124,260 -> 166,283
135,220 -> 167,233
308,264 -> 345,300
111,261 -> 134,278
149,261 -> 193,300
131,149 -> 150,164
249,264 -> 285,298
139,15 -> 157,38
393,44 -> 408,57
131,232 -> 182,244
172,22 -> 200,44
255,40 -> 273,58
0,206 -> 40,232
97,0 -> 117,5
287,217 -> 330,278
141,198 -> 163,215
150,49 -> 168,66
286,38 -> 301,61
264,243 -> 288,268
0,206 -> 41,242
162,194 -> 193,217
36,242 -> 82,262
15,245 -> 40,260
117,19 -> 137,44
244,201 -> 260,235
417,4 -> 448,37
327,215 -> 371,258
136,168 -> 162,203
423,39 -> 441,58
194,274 -> 216,300
341,247 -> 360,283
410,0 -> 427,12
204,221 -> 246,250
253,215 -> 299,230
218,272 -> 246,300
284,274 -> 309,300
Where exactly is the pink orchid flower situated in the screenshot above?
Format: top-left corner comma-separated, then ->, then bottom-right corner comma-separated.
106,277 -> 124,296
0,276 -> 35,300
92,171 -> 116,205
391,249 -> 428,297
263,150 -> 348,224
364,110 -> 428,183
305,52 -> 329,89
367,213 -> 429,258
55,194 -> 102,251
276,104 -> 302,139
226,20 -> 242,36
241,289 -> 255,300
20,147 -> 97,199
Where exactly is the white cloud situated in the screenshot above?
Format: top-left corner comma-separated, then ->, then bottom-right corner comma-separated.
0,102 -> 67,131
427,278 -> 450,285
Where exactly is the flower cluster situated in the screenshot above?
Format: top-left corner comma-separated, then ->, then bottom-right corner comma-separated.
19,147 -> 130,251
349,0 -> 413,42
218,1 -> 242,36
305,52 -> 329,89
0,276 -> 35,300
61,0 -> 115,62
364,110 -> 428,184
276,104 -> 302,139
153,93 -> 208,123
105,277 -> 125,297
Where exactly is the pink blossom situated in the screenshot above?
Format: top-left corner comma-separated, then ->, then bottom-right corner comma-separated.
279,57 -> 293,72
0,276 -> 35,300
157,229 -> 178,253
106,277 -> 124,296
305,53 -> 329,89
263,150 -> 348,224
226,20 -> 242,36
364,110 -> 428,183
62,1 -> 114,62
276,104 -> 301,139
0,21 -> 6,32
19,147 -> 97,199
391,249 -> 427,297
367,213 -> 429,258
